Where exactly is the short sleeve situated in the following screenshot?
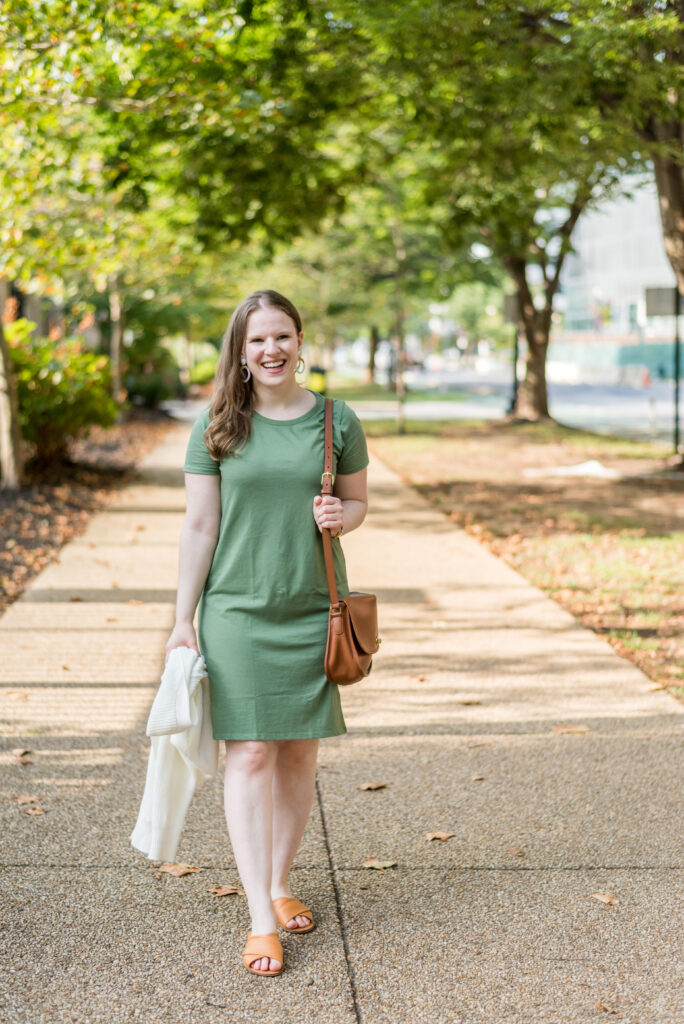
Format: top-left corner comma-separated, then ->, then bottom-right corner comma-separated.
335,401 -> 369,475
183,410 -> 220,475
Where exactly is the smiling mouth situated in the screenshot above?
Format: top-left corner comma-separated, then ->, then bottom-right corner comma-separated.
261,360 -> 286,370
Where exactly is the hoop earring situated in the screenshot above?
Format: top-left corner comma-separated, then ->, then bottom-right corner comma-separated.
296,354 -> 305,374
239,358 -> 252,383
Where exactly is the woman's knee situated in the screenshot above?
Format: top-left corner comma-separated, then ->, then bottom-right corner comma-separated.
225,740 -> 274,776
276,738 -> 319,767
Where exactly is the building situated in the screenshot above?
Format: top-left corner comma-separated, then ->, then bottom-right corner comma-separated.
554,173 -> 678,382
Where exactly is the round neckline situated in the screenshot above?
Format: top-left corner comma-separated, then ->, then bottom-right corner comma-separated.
252,389 -> 323,425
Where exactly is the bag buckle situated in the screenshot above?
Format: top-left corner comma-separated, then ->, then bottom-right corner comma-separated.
321,471 -> 335,486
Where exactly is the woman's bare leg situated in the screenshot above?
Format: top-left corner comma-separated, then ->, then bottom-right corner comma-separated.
270,738 -> 320,929
223,740 -> 281,973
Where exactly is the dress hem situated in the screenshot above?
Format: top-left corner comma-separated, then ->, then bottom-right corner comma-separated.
213,728 -> 347,741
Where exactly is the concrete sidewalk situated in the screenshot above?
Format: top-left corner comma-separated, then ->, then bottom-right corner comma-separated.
1,421 -> 682,1024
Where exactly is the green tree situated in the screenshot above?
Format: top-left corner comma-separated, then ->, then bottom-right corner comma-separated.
346,0 -> 642,419
238,138 -> 492,423
0,0 -> 372,482
580,1 -> 684,292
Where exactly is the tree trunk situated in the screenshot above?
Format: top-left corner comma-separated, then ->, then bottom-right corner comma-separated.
516,325 -> 550,420
394,307 -> 406,435
649,119 -> 684,294
108,278 -> 124,401
390,226 -> 407,433
366,324 -> 379,383
390,335 -> 406,433
500,192 -> 585,421
0,317 -> 24,490
505,257 -> 552,420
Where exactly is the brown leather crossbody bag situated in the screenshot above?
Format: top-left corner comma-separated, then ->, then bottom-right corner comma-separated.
321,397 -> 380,685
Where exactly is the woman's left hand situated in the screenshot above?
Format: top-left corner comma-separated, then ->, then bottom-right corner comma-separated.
313,494 -> 343,536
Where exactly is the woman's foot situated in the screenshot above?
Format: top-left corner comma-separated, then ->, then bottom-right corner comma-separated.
248,955 -> 282,974
243,933 -> 283,976
272,894 -> 315,932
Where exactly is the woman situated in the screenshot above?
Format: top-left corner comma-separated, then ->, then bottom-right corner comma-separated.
165,290 -> 369,977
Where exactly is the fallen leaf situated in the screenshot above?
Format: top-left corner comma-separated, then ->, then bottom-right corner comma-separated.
4,691 -> 28,700
508,848 -> 525,857
93,558 -> 110,567
362,858 -> 397,870
127,599 -> 144,606
61,664 -> 70,671
110,580 -> 119,589
458,699 -> 481,706
409,674 -> 426,682
470,774 -> 485,782
209,885 -> 244,897
156,863 -> 201,879
553,724 -> 590,734
17,794 -> 39,805
69,595 -> 84,602
426,831 -> 455,842
106,617 -> 118,623
646,684 -> 664,692
592,892 -> 619,906
136,524 -> 146,531
21,803 -> 44,815
357,782 -> 387,791
595,1001 -> 618,1014
14,749 -> 33,765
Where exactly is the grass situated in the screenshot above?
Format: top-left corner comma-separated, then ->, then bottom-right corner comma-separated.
326,375 -> 469,404
360,416 -> 670,459
362,416 -> 683,696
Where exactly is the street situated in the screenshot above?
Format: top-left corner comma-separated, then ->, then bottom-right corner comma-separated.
163,365 -> 680,447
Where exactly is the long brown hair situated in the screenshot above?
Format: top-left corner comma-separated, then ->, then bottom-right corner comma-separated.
204,290 -> 303,460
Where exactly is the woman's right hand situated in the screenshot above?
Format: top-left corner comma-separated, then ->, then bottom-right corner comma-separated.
165,621 -> 200,663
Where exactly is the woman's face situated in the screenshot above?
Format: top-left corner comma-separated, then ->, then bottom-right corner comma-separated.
242,306 -> 302,390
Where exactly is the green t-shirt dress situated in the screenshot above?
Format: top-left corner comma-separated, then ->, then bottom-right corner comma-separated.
182,390 -> 369,741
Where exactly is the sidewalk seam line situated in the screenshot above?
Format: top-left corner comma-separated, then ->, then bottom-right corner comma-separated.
315,775 -> 363,1024
0,862 -> 679,871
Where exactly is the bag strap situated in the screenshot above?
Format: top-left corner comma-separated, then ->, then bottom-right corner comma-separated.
321,397 -> 339,606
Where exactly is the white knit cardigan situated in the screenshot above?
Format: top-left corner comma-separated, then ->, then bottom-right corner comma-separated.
131,646 -> 219,862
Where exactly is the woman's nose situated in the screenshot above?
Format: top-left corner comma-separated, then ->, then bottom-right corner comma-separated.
264,335 -> 279,353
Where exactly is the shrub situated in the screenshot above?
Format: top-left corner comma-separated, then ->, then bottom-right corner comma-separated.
124,342 -> 184,408
5,319 -> 118,463
188,353 -> 218,386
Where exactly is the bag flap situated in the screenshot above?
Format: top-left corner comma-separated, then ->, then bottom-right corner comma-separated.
343,593 -> 379,654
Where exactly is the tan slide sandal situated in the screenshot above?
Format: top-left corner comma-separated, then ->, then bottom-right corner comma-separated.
272,896 -> 315,934
242,932 -> 284,976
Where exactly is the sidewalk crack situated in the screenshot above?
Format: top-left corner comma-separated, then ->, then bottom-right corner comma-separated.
316,775 -> 362,1024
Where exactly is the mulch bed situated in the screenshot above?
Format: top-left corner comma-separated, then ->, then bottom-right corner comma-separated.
365,419 -> 684,695
0,410 -> 173,616
424,473 -> 683,692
